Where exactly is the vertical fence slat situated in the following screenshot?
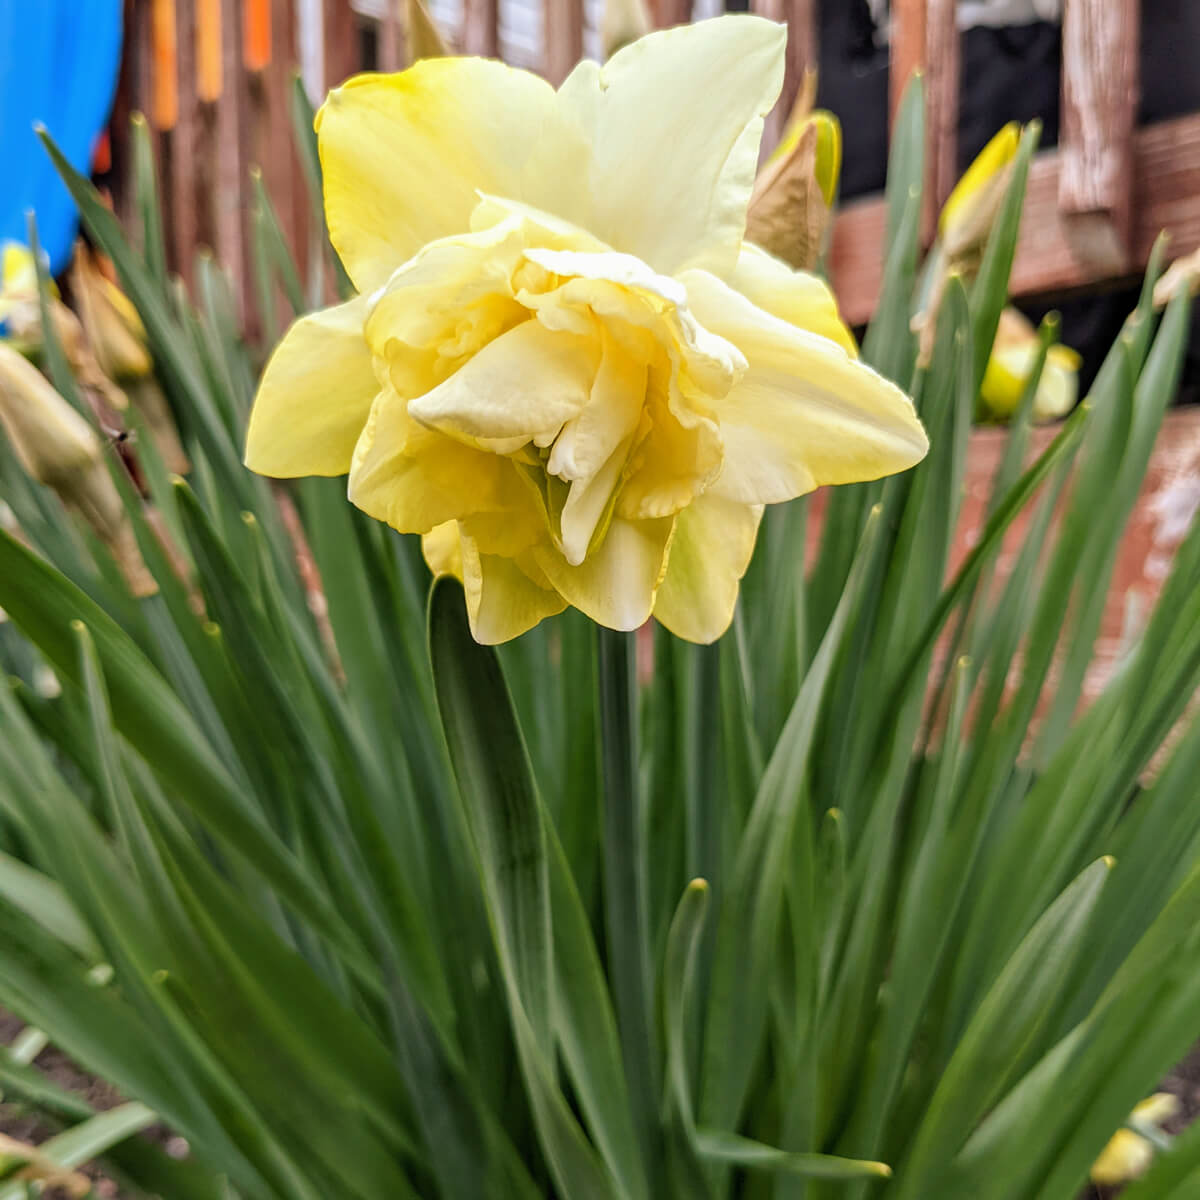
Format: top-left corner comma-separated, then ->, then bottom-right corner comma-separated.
463,0 -> 499,56
925,0 -> 958,224
891,0 -> 958,242
545,0 -> 584,85
170,0 -> 202,284
216,0 -> 251,321
324,0 -> 359,90
751,0 -> 817,153
648,0 -> 692,27
378,0 -> 404,70
1059,0 -> 1139,273
890,0 -> 925,129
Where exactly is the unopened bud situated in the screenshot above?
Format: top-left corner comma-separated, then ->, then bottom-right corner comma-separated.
0,344 -> 155,596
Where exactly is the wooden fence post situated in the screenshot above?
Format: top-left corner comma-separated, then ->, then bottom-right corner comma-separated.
890,0 -> 958,243
648,0 -> 692,27
463,0 -> 499,56
324,0 -> 359,90
544,0 -> 584,85
1059,0 -> 1139,273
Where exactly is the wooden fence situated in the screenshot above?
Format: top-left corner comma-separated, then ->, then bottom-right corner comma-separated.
111,0 -> 1193,332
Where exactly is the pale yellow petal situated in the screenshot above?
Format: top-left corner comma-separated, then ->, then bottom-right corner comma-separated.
460,532 -> 567,644
534,515 -> 674,632
680,269 -> 928,505
317,59 -> 588,291
653,494 -> 762,644
557,15 -> 786,277
727,243 -> 857,355
348,385 -> 530,533
244,295 -> 376,478
407,320 -> 598,443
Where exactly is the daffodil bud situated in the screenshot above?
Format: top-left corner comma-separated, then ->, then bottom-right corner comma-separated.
746,99 -> 841,272
406,0 -> 449,62
71,248 -> 189,473
602,0 -> 652,60
71,248 -> 153,381
979,308 -> 1080,423
1091,1093 -> 1179,1186
939,123 -> 1020,262
0,344 -> 156,597
1153,245 -> 1200,309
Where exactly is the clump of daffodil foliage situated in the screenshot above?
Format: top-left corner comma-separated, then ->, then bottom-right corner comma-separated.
1,15 -> 1200,1199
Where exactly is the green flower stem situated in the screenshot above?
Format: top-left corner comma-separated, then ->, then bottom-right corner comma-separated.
597,625 -> 662,1183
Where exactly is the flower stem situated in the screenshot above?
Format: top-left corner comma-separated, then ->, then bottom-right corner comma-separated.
596,625 -> 661,1180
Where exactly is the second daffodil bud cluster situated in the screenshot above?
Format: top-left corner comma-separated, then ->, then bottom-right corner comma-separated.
0,241 -> 173,597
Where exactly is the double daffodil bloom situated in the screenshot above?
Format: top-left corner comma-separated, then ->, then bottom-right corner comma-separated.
245,16 -> 928,644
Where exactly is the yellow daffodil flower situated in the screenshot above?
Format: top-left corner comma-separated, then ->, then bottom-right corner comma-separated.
245,16 -> 928,644
1091,1093 -> 1179,1186
979,308 -> 1080,423
405,0 -> 449,63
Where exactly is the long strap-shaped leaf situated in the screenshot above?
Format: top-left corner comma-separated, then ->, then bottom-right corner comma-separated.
0,529 -> 372,986
428,579 -> 627,1200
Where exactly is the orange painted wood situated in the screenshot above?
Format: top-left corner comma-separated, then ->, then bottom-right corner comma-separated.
462,0 -> 499,56
1059,0 -> 1140,273
196,0 -> 222,101
150,0 -> 179,129
751,0 -> 818,153
544,0 -> 585,85
889,0 -> 926,130
243,0 -> 272,70
830,113 -> 1200,327
648,0 -> 691,27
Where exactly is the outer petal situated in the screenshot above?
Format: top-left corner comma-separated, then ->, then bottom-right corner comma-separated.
244,295 -> 376,477
460,533 -> 567,644
728,243 -> 858,355
653,494 -> 763,644
533,516 -> 674,632
557,15 -> 785,277
317,59 -> 588,291
680,269 -> 928,505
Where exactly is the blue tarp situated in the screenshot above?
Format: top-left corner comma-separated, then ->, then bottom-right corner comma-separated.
0,0 -> 123,275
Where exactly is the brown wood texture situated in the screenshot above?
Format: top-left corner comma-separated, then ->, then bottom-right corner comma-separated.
462,0 -> 499,55
924,0 -> 958,222
169,0 -> 202,285
831,112 -> 1200,327
648,0 -> 692,27
377,0 -> 404,70
1059,0 -> 1140,272
544,0 -> 585,85
324,0 -> 359,90
751,0 -> 817,152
